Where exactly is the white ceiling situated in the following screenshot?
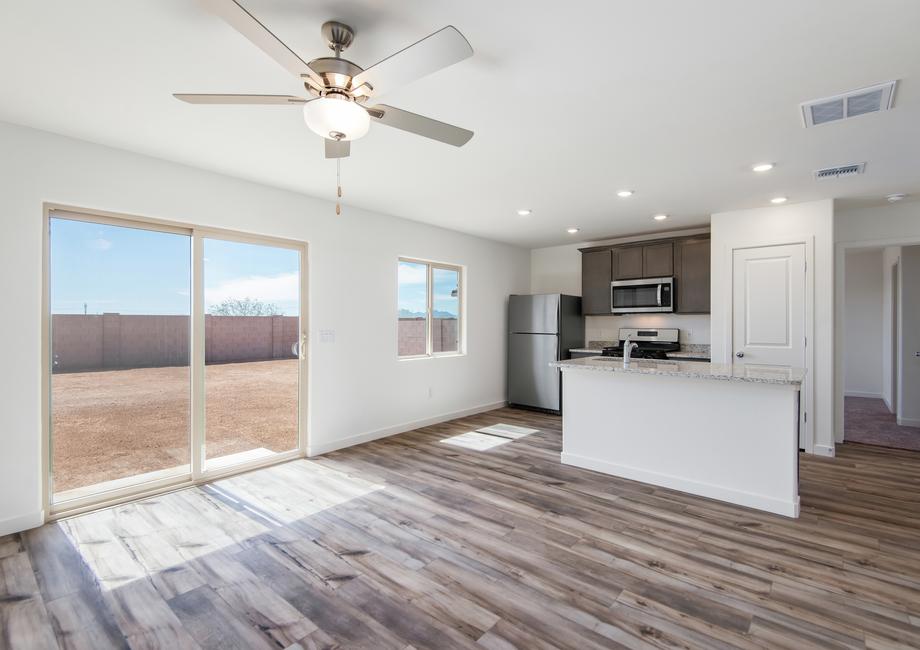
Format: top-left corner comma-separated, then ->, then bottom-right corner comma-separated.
2,0 -> 919,248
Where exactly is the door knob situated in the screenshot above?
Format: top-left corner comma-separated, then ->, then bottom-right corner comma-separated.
736,352 -> 744,358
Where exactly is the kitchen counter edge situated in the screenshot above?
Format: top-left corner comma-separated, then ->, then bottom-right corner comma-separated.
551,357 -> 804,387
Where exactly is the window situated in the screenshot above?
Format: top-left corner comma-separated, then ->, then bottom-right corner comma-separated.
398,258 -> 462,358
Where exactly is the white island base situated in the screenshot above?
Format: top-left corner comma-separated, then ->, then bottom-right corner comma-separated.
557,360 -> 802,518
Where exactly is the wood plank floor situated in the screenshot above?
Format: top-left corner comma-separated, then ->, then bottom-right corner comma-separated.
3,407 -> 920,649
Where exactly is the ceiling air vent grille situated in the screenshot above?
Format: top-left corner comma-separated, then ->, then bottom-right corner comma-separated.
801,81 -> 897,128
814,162 -> 866,180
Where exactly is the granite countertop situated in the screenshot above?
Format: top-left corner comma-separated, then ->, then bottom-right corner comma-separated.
550,357 -> 805,387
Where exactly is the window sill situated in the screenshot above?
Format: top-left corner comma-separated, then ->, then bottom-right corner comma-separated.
398,352 -> 466,361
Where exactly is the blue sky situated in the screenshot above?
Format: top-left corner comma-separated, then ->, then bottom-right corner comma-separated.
50,218 -> 300,316
398,261 -> 459,317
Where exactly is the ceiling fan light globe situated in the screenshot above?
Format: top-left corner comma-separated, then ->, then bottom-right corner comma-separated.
303,96 -> 370,141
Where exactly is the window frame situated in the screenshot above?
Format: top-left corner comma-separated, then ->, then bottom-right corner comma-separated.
397,257 -> 464,359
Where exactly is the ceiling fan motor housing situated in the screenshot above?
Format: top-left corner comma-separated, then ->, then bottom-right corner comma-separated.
321,21 -> 355,52
305,57 -> 367,97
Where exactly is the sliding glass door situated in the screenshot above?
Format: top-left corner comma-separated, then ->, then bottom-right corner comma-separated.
203,237 -> 301,470
49,216 -> 192,502
46,209 -> 306,512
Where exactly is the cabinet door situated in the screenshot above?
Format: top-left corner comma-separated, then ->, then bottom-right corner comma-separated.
676,238 -> 710,313
613,246 -> 643,280
643,242 -> 674,277
581,250 -> 612,314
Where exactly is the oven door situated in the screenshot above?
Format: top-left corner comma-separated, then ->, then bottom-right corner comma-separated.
610,277 -> 674,313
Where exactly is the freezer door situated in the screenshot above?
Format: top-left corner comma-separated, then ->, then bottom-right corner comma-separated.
509,333 -> 560,411
509,294 -> 560,334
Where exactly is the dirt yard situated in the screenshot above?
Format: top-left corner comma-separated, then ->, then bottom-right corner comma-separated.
51,359 -> 299,493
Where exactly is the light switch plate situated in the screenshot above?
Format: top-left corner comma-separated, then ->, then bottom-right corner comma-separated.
319,329 -> 335,343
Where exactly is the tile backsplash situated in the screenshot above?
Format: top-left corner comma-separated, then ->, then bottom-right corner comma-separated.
585,314 -> 711,345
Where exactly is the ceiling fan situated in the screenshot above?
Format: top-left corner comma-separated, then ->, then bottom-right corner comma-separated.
174,0 -> 474,160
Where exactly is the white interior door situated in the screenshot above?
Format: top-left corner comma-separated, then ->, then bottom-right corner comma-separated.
733,243 -> 807,449
732,244 -> 806,368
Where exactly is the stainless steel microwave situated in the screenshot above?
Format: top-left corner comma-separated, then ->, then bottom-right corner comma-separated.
610,277 -> 674,313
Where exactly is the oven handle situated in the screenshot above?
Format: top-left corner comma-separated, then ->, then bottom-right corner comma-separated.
657,284 -> 662,306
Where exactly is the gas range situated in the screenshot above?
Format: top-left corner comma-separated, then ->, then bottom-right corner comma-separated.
600,328 -> 680,360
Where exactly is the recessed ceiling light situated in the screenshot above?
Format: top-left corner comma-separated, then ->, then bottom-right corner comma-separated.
752,163 -> 774,173
566,227 -> 580,234
770,196 -> 788,204
887,193 -> 907,203
516,209 -> 532,216
653,214 -> 668,221
617,190 -> 634,198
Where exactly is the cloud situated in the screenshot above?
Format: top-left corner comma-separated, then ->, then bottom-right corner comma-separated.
205,272 -> 299,306
398,262 -> 427,286
88,238 -> 113,251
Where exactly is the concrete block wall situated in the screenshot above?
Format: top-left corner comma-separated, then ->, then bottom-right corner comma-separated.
51,314 -> 298,371
397,318 -> 459,356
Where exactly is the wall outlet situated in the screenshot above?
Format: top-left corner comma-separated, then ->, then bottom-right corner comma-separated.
428,387 -> 433,398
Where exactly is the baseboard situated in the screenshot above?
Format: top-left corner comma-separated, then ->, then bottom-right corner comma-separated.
307,401 -> 507,456
897,416 -> 920,429
561,452 -> 799,518
883,397 -> 895,414
845,391 -> 883,400
813,444 -> 836,457
0,509 -> 45,536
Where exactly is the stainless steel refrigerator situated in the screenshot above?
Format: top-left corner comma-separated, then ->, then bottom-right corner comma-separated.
508,294 -> 584,413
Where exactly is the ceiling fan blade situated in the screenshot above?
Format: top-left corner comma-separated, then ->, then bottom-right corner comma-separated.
351,26 -> 472,98
197,0 -> 325,89
367,104 -> 473,147
325,138 -> 351,159
173,93 -> 309,105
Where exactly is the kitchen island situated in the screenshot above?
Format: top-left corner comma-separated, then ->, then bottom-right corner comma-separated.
551,357 -> 804,517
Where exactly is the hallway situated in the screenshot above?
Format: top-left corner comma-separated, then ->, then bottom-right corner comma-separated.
845,396 -> 920,451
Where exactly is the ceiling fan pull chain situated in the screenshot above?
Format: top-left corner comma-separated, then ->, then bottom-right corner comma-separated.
335,158 -> 342,215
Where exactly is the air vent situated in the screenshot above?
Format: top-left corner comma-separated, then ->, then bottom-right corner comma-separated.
814,162 -> 866,180
801,81 -> 897,128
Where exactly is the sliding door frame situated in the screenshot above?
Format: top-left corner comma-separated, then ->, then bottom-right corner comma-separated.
41,203 -> 310,519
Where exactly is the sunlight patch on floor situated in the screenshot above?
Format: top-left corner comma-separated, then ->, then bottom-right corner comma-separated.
59,458 -> 385,591
441,422 -> 540,451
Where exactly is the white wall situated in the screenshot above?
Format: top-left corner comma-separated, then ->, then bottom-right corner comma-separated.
843,250 -> 883,398
835,201 -> 920,440
530,227 -> 712,345
836,201 -> 920,243
881,246 -> 901,411
899,246 -> 920,428
530,243 -> 583,296
710,200 -> 835,455
0,121 -> 530,535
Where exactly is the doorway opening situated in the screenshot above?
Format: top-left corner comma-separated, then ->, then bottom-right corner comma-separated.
44,205 -> 308,516
842,246 -> 920,450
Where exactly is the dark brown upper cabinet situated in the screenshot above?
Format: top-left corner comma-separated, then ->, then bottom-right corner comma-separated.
643,242 -> 674,277
581,249 -> 613,314
675,237 -> 711,313
613,246 -> 643,280
580,234 -> 710,314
